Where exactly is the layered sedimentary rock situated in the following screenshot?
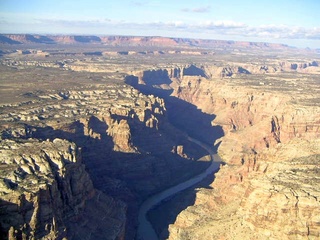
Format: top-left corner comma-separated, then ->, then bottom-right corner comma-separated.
0,34 -> 293,50
169,141 -> 320,239
0,138 -> 126,240
164,71 -> 320,239
1,39 -> 319,239
203,61 -> 320,77
124,62 -> 320,239
0,84 -> 208,239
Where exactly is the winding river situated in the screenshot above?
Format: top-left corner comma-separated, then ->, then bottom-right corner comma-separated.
137,137 -> 222,240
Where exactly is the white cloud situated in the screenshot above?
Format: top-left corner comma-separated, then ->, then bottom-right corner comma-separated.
181,6 -> 211,13
2,15 -> 320,42
244,25 -> 320,40
202,20 -> 247,29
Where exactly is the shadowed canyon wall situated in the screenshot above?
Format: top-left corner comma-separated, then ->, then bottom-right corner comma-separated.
1,48 -> 319,239
0,138 -> 126,240
126,63 -> 320,239
0,86 -> 210,239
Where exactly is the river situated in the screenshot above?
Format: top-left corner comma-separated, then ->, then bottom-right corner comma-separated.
137,137 -> 222,240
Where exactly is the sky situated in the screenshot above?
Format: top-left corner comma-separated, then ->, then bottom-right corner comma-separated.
0,0 -> 319,48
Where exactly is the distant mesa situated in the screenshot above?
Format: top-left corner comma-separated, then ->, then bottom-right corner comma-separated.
25,34 -> 55,44
0,35 -> 22,44
0,34 -> 292,50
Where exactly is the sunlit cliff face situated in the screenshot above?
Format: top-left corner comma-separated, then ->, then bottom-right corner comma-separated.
129,63 -> 320,240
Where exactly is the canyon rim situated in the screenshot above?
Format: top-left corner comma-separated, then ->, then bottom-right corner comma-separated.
0,34 -> 319,240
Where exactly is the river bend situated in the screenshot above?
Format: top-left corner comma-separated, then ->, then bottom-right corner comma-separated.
137,137 -> 222,240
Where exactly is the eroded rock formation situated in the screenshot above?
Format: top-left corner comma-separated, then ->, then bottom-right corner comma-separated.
125,62 -> 320,239
164,71 -> 320,240
0,85 -> 208,239
0,138 -> 126,240
1,40 -> 319,239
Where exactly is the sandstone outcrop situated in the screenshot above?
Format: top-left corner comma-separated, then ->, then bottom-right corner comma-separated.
162,70 -> 320,239
0,84 -> 208,239
125,61 -> 320,239
1,38 -> 319,239
0,138 -> 126,240
168,139 -> 320,240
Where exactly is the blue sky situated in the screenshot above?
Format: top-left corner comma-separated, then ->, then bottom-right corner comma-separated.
0,0 -> 319,48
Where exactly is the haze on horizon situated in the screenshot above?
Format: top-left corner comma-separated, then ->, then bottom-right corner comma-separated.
0,0 -> 319,49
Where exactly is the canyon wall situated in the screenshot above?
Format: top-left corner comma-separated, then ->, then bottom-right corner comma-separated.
0,138 -> 126,240
1,44 -> 319,239
0,85 -> 209,239
166,70 -> 320,239
126,63 -> 320,239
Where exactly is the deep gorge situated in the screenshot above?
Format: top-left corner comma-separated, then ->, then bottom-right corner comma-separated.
126,65 -> 320,239
1,55 -> 319,240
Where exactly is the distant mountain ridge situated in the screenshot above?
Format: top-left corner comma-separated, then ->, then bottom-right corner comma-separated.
0,34 -> 292,49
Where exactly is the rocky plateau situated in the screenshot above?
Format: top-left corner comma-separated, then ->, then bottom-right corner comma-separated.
0,79 -> 208,239
0,34 -> 293,50
0,36 -> 319,239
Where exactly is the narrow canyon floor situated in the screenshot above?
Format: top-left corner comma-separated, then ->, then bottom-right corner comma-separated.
0,35 -> 319,240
